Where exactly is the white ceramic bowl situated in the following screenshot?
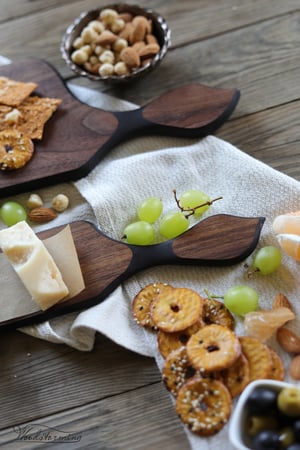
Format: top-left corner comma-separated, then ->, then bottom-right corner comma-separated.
229,379 -> 292,450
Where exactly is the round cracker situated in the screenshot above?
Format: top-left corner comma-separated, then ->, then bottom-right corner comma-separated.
157,319 -> 204,358
150,287 -> 203,332
202,298 -> 235,330
132,282 -> 173,329
239,336 -> 272,382
186,324 -> 241,372
221,352 -> 250,398
0,129 -> 34,170
176,376 -> 232,436
162,346 -> 198,397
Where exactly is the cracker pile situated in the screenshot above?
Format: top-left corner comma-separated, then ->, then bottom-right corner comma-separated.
0,76 -> 61,171
0,76 -> 61,140
132,283 -> 285,437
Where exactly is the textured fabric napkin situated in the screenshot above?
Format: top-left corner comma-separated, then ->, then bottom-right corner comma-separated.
1,55 -> 300,450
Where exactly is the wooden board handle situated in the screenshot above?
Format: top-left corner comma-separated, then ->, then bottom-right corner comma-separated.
0,215 -> 264,331
112,84 -> 240,142
128,214 -> 265,272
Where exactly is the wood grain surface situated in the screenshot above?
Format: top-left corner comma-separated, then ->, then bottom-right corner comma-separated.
0,1 -> 299,449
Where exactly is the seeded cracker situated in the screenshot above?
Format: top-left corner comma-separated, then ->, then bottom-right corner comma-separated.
0,129 -> 34,170
0,77 -> 37,107
0,96 -> 62,140
176,377 -> 232,436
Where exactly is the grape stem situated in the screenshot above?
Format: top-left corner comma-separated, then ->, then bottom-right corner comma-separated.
244,263 -> 260,278
172,190 -> 223,217
204,288 -> 224,300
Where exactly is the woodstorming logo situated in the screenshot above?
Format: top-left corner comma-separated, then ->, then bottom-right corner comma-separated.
13,424 -> 82,443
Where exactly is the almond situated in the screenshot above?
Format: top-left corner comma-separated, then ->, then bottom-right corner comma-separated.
290,354 -> 300,380
130,17 -> 147,43
272,293 -> 293,310
138,43 -> 160,59
120,47 -> 140,68
95,30 -> 118,46
277,326 -> 300,354
146,34 -> 158,45
28,207 -> 57,223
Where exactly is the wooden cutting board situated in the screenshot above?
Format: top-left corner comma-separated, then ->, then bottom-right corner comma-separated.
0,215 -> 264,331
0,59 -> 240,197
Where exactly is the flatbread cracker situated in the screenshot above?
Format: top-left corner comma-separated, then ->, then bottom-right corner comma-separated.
0,96 -> 62,140
0,77 -> 37,107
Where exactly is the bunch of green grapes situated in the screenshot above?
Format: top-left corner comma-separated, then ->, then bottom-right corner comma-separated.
122,189 -> 218,245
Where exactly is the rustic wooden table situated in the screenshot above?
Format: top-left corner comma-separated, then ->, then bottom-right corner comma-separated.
0,1 -> 299,449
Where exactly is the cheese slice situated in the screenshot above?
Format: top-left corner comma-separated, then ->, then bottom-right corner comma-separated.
0,221 -> 69,310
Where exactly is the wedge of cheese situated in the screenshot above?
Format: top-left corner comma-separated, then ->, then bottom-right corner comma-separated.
0,220 -> 69,310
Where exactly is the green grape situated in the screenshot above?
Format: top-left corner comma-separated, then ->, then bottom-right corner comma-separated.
137,197 -> 163,223
0,201 -> 27,226
159,211 -> 189,239
223,285 -> 259,315
180,189 -> 211,217
123,221 -> 155,245
253,246 -> 282,275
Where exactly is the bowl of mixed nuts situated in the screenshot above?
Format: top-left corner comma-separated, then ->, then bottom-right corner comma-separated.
61,4 -> 171,83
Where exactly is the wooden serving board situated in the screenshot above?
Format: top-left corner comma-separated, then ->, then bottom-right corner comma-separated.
0,59 -> 240,197
0,214 -> 264,331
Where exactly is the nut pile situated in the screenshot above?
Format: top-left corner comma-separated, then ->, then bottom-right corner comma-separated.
70,7 -> 161,77
27,193 -> 69,223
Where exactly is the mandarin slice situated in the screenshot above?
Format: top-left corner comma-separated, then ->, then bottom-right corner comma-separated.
244,307 -> 295,342
276,233 -> 300,261
273,211 -> 300,236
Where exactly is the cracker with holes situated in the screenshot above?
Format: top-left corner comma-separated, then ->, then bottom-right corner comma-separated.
239,336 -> 273,382
0,129 -> 34,170
157,320 -> 204,359
176,376 -> 232,436
150,287 -> 203,333
162,346 -> 199,397
132,282 -> 173,330
186,324 -> 241,372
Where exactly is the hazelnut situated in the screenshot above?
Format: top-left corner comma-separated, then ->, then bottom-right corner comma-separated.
26,193 -> 43,210
51,194 -> 69,212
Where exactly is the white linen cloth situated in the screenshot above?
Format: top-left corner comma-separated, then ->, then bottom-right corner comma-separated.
1,55 -> 300,449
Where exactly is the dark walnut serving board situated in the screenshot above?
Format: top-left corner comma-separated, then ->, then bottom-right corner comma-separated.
0,215 -> 264,331
0,59 -> 240,197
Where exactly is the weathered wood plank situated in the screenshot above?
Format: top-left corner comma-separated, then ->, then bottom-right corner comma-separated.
0,332 -> 160,429
0,0 -> 75,23
217,100 -> 300,180
1,0 -> 299,39
101,12 -> 300,112
0,0 -> 299,72
0,383 -> 189,450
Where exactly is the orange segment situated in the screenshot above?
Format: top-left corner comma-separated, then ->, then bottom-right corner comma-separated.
273,212 -> 300,236
276,233 -> 300,261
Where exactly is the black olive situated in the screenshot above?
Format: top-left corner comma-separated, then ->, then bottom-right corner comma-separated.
246,387 -> 278,415
252,430 -> 281,450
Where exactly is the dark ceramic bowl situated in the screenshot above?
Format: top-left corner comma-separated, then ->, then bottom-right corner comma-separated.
61,4 -> 171,83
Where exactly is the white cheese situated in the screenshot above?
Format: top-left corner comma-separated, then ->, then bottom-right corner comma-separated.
0,221 -> 69,310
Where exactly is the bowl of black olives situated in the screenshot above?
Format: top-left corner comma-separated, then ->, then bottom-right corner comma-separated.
229,379 -> 300,450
